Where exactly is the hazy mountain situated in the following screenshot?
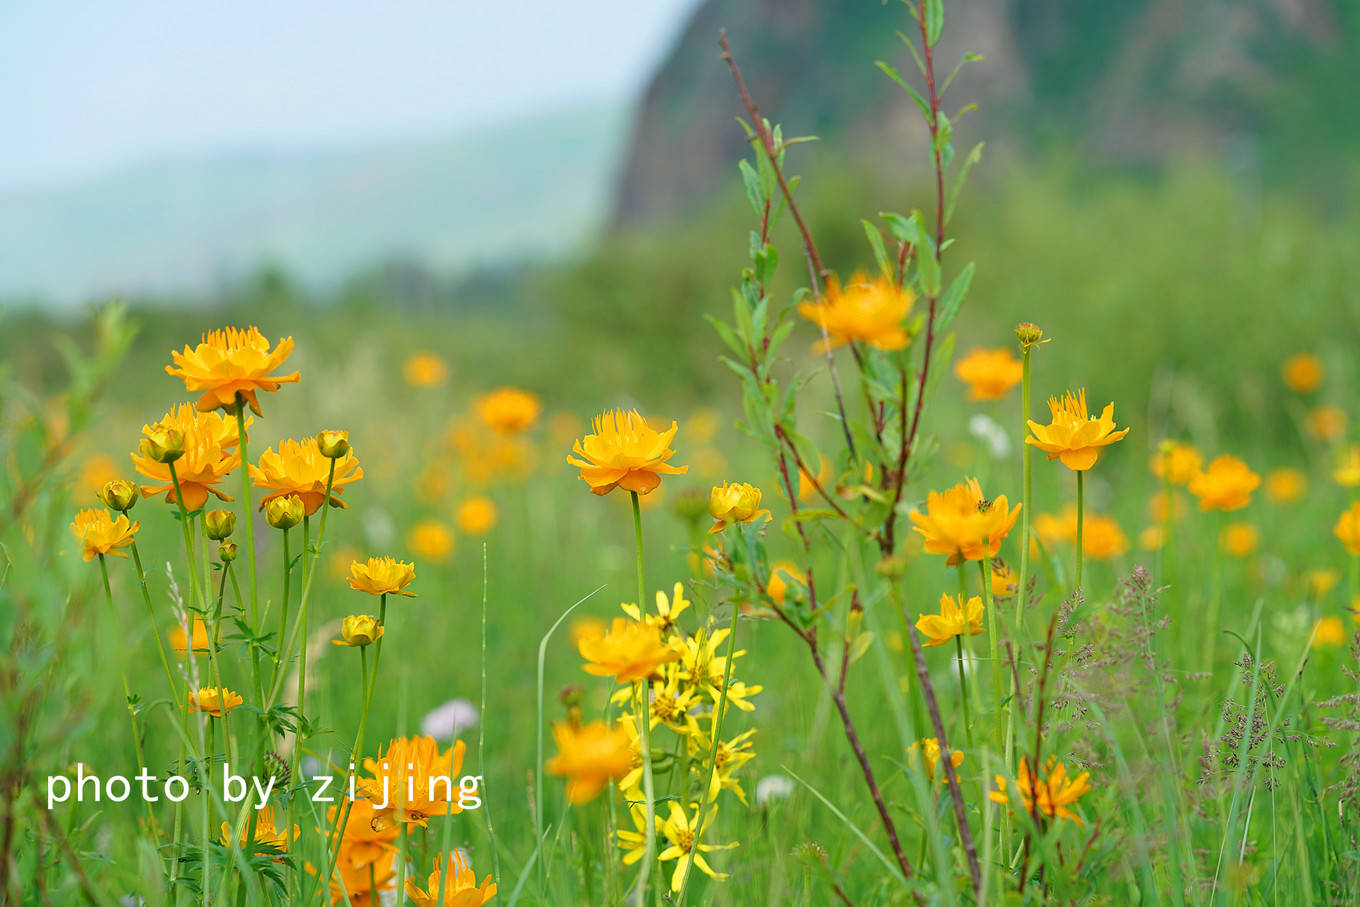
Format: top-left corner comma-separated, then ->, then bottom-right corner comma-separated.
0,104 -> 627,307
613,0 -> 1352,225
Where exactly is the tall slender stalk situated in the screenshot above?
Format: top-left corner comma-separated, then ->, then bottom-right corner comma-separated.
1075,470 -> 1085,591
235,399 -> 259,629
629,491 -> 660,906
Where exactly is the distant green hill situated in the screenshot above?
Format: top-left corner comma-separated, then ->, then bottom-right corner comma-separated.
0,104 -> 626,307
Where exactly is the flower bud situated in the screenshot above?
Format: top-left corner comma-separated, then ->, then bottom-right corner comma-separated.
218,540 -> 238,563
98,479 -> 140,512
708,481 -> 770,532
1015,322 -> 1045,351
316,429 -> 351,459
333,614 -> 383,648
875,555 -> 908,580
205,509 -> 236,540
139,426 -> 186,463
264,494 -> 304,530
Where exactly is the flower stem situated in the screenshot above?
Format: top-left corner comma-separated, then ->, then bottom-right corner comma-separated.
954,636 -> 973,749
1075,470 -> 1085,591
1015,346 -> 1032,625
979,559 -> 1002,758
235,399 -> 259,629
629,490 -> 659,907
129,541 -> 181,703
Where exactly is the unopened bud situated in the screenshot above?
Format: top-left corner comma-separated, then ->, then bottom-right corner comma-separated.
316,429 -> 351,459
98,479 -> 140,512
1015,322 -> 1045,351
205,509 -> 236,540
140,426 -> 185,463
218,540 -> 238,563
264,494 -> 304,530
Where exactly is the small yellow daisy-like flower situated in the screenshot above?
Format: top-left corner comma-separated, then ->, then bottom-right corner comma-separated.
405,852 -> 497,907
1149,441 -> 1201,485
455,496 -> 498,535
187,686 -> 243,717
132,404 -> 243,510
621,581 -> 692,635
909,737 -> 965,782
954,348 -> 1023,401
916,592 -> 984,647
166,326 -> 300,416
359,735 -> 470,827
403,352 -> 449,388
407,521 -> 455,563
568,409 -> 688,496
797,269 -> 915,352
1025,389 -> 1130,471
1307,405 -> 1347,442
1281,353 -> 1323,393
990,756 -> 1091,824
909,478 -> 1021,565
474,387 -> 541,434
545,720 -> 633,804
654,801 -> 737,892
69,508 -> 139,561
348,556 -> 417,597
578,616 -> 681,683
1266,467 -> 1308,503
250,436 -> 363,516
1334,446 -> 1360,488
332,614 -> 384,647
1189,456 -> 1260,512
1311,617 -> 1346,649
1334,503 -> 1360,556
1081,515 -> 1129,561
708,481 -> 771,533
1220,522 -> 1260,558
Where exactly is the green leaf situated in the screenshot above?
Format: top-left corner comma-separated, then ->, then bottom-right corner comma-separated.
880,212 -> 919,246
935,262 -> 975,333
738,159 -> 763,217
924,0 -> 943,46
861,220 -> 892,276
943,52 -> 983,95
875,61 -> 930,120
913,216 -> 941,298
705,314 -> 747,358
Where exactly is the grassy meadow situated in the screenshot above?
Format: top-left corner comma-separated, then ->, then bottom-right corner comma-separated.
3,5 -> 1360,907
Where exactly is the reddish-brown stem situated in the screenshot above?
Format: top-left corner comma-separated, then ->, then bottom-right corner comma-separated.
904,615 -> 983,893
720,30 -> 859,463
774,424 -> 856,526
881,10 -> 948,557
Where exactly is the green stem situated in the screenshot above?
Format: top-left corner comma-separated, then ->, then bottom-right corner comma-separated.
1204,510 -> 1225,670
130,541 -> 182,703
954,636 -> 973,749
275,528 -> 292,685
979,559 -> 1001,758
1015,347 -> 1032,624
629,490 -> 659,906
235,399 -> 259,629
1161,457 -> 1176,590
1075,469 -> 1085,592
167,460 -> 204,611
206,531 -> 235,769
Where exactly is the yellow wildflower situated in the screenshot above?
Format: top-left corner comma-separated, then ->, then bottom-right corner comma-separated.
909,737 -> 965,781
132,405 -> 243,510
797,269 -> 914,352
1189,456 -> 1260,512
1307,406 -> 1347,442
332,614 -> 384,647
1266,467 -> 1308,503
1281,353 -> 1323,393
909,478 -> 1021,565
1220,522 -> 1260,558
405,852 -> 496,907
708,481 -> 771,533
954,348 -> 1023,400
69,508 -> 138,561
545,720 -> 633,804
1334,502 -> 1360,556
990,756 -> 1091,824
250,436 -> 363,515
455,496 -> 498,535
1025,389 -> 1130,471
348,556 -> 417,597
403,352 -> 448,388
407,521 -> 455,563
166,326 -> 299,415
568,409 -> 688,496
187,687 -> 243,717
474,387 -> 541,434
1149,441 -> 1201,484
359,735 -> 469,827
655,801 -> 737,892
916,592 -> 985,647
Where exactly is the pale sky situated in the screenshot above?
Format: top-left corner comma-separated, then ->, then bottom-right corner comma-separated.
0,0 -> 700,191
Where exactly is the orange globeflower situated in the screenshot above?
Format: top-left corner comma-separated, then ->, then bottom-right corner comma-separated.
403,352 -> 448,388
455,496 -> 498,535
1025,389 -> 1129,471
132,405 -> 243,510
909,478 -> 1021,565
69,508 -> 139,561
1308,406 -> 1347,442
249,437 -> 362,515
166,326 -> 300,416
578,617 -> 681,683
1282,353 -> 1323,393
1189,456 -> 1260,511
708,482 -> 771,533
407,521 -> 455,562
1149,441 -> 1201,485
909,737 -> 965,782
348,557 -> 417,597
187,687 -> 243,717
1031,508 -> 1078,550
1220,522 -> 1260,557
359,735 -> 468,827
1335,502 -> 1360,556
797,270 -> 914,352
405,852 -> 497,907
990,756 -> 1091,824
79,455 -> 120,496
545,720 -> 633,804
1266,467 -> 1308,503
954,348 -> 1023,401
568,409 -> 688,496
916,592 -> 985,646
475,387 -> 541,434
1081,515 -> 1129,560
